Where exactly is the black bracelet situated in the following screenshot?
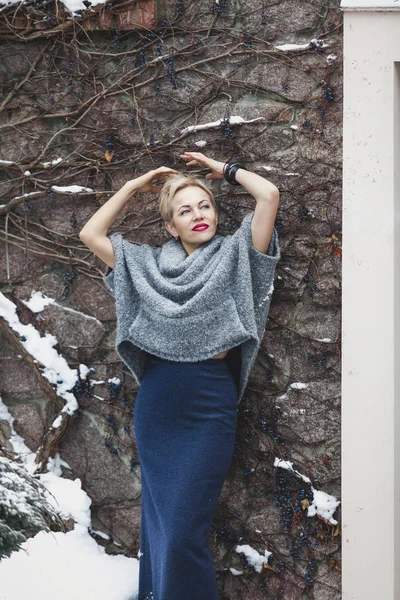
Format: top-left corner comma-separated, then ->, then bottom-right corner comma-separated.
224,161 -> 247,186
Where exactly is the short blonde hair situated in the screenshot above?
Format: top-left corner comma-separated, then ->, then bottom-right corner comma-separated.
158,174 -> 217,223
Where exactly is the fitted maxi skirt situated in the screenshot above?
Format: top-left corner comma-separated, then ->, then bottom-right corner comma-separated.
134,354 -> 239,600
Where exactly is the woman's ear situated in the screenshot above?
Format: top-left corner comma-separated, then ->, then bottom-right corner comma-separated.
164,220 -> 177,238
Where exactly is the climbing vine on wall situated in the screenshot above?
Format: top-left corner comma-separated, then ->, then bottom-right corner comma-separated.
0,0 -> 343,597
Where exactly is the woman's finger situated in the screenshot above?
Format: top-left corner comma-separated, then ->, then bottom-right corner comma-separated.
154,166 -> 179,173
183,151 -> 205,158
153,172 -> 178,181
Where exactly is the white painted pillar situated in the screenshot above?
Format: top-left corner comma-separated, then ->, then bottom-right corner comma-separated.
340,2 -> 400,598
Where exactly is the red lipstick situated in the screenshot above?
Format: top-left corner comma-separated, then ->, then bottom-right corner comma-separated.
192,224 -> 209,231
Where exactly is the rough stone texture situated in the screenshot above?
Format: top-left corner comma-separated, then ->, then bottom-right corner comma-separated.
71,271 -> 116,322
38,303 -> 106,361
0,357 -> 48,401
0,419 -> 13,455
5,403 -> 45,451
0,241 -> 48,284
60,411 -> 141,506
0,1 -> 343,596
13,273 -> 67,303
92,501 -> 141,552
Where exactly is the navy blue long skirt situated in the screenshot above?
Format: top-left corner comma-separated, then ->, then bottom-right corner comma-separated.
134,354 -> 239,600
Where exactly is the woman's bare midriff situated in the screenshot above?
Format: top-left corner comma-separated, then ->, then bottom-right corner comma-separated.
211,350 -> 229,359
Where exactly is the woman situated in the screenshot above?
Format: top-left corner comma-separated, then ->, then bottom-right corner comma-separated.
79,152 -> 281,600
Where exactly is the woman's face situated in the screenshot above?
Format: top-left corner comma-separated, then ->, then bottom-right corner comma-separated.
165,185 -> 218,256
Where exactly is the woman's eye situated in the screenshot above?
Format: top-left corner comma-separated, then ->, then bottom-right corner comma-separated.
181,204 -> 209,215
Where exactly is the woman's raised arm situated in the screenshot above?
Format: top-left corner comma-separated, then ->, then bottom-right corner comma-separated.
180,152 -> 279,253
79,167 -> 179,239
79,167 -> 178,269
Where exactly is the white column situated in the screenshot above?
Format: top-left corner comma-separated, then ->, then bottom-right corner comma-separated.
340,2 -> 400,598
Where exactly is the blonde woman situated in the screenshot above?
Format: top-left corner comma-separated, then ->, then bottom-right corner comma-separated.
79,152 -> 281,600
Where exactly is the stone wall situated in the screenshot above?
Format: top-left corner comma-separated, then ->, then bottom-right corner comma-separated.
0,1 -> 343,597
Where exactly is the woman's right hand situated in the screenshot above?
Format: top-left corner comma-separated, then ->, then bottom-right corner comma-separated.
128,166 -> 179,193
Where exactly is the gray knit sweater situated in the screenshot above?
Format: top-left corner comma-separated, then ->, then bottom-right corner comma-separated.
103,210 -> 280,403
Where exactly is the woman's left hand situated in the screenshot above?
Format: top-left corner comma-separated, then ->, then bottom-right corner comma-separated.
180,151 -> 225,180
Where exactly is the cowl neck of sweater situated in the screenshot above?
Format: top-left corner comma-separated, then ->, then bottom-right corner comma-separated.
157,232 -> 225,275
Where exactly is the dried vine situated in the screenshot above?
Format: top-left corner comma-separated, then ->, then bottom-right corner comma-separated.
0,1 -> 343,597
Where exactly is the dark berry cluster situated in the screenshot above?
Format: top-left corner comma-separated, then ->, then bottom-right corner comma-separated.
130,108 -> 137,127
72,367 -> 93,397
113,29 -> 121,51
238,551 -> 256,573
106,132 -> 114,152
66,54 -> 75,82
322,86 -> 334,102
305,558 -> 318,587
309,37 -> 324,52
213,517 -> 241,546
119,393 -> 130,406
106,413 -> 118,431
43,15 -> 58,27
240,29 -> 254,49
104,433 -> 115,450
105,0 -> 117,14
166,57 -> 177,89
220,117 -> 235,141
303,271 -> 318,297
256,407 -> 269,434
211,0 -> 228,15
175,0 -> 185,18
134,47 -> 146,68
219,118 -> 241,161
303,268 -> 314,284
307,352 -> 328,367
70,210 -> 78,230
107,379 -> 122,399
307,281 -> 318,297
190,37 -> 201,50
274,468 -> 298,533
63,265 -> 78,284
298,205 -> 312,222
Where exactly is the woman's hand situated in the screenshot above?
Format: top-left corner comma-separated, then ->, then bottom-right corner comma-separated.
180,152 -> 225,180
127,166 -> 179,193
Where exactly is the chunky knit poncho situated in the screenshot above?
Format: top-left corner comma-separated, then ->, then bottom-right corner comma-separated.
103,210 -> 280,404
